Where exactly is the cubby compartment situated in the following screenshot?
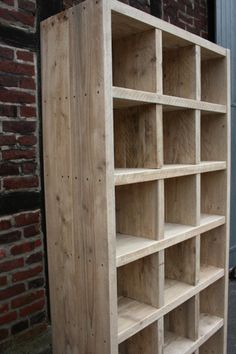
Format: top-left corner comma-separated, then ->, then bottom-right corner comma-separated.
119,320 -> 162,354
163,33 -> 197,99
199,328 -> 224,354
201,225 -> 226,270
164,175 -> 198,238
164,297 -> 198,353
164,238 -> 198,307
201,171 -> 227,218
116,181 -> 163,240
163,109 -> 198,164
201,113 -> 227,162
112,27 -> 161,92
114,104 -> 162,168
201,48 -> 227,105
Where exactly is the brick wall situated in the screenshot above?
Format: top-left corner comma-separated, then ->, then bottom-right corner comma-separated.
0,0 -> 209,348
0,0 -> 47,345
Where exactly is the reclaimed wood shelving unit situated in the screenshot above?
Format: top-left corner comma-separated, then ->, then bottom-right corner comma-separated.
41,1 -> 230,353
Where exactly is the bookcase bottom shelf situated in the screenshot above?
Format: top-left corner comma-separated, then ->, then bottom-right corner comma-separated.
164,314 -> 223,354
118,265 -> 224,343
116,214 -> 225,267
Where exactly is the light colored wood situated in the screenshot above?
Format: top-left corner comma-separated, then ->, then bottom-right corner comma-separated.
163,109 -> 198,164
201,225 -> 226,269
199,328 -> 224,354
41,2 -> 117,353
201,114 -> 227,161
200,278 -> 225,319
163,45 -> 197,99
165,238 -> 198,285
111,0 -> 227,57
113,86 -> 227,113
116,214 -> 225,267
119,320 -> 163,354
201,56 -> 227,105
113,29 -> 158,92
118,265 -> 224,344
114,105 -> 162,168
117,252 -> 164,308
164,314 -> 223,354
165,175 -> 198,226
114,161 -> 226,185
116,181 -> 163,239
201,171 -> 227,216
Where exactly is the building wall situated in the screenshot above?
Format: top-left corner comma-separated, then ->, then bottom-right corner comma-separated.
0,0 -> 208,346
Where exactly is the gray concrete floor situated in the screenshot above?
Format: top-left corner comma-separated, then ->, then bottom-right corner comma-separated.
228,280 -> 236,354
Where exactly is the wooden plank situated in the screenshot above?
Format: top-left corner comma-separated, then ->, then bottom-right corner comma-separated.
114,105 -> 162,168
113,29 -> 157,92
117,252 -> 164,308
111,0 -> 227,57
163,45 -> 197,99
116,214 -> 225,267
201,225 -> 226,269
113,86 -> 227,113
41,2 -> 117,353
116,181 -> 162,240
163,109 -> 198,164
165,175 -> 198,226
114,161 -> 227,185
118,265 -> 224,344
119,320 -> 163,354
199,328 -> 224,354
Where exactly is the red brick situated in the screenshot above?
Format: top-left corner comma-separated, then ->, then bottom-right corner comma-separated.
16,50 -> 34,62
12,265 -> 43,282
0,60 -> 34,76
3,176 -> 39,190
0,311 -> 17,325
0,303 -> 9,314
11,319 -> 29,334
11,290 -> 44,309
0,87 -> 35,104
19,299 -> 45,317
26,251 -> 43,265
3,120 -> 36,133
20,106 -> 36,118
0,249 -> 6,259
0,219 -> 11,231
0,328 -> 9,341
2,149 -> 36,161
17,135 -> 37,146
0,134 -> 16,146
0,258 -> 24,272
0,8 -> 35,27
0,163 -> 19,176
0,46 -> 14,60
0,230 -> 21,245
11,239 -> 41,255
15,211 -> 39,226
0,276 -> 7,287
19,77 -> 36,90
22,162 -> 37,175
0,284 -> 25,300
0,73 -> 18,87
24,223 -> 39,238
0,104 -> 17,117
18,0 -> 36,12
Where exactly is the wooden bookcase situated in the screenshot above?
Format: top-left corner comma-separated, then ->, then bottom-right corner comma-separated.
41,1 -> 230,353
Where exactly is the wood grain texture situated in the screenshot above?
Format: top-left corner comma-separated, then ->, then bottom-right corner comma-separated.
114,105 -> 162,168
41,1 -> 117,353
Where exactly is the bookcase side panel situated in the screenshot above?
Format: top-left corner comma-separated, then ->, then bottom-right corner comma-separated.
41,2 -> 117,354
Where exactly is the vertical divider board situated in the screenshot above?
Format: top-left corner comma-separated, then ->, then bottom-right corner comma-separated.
41,1 -> 230,353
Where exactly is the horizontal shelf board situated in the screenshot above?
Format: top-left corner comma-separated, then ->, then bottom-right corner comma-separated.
164,314 -> 223,354
113,87 -> 227,113
114,161 -> 227,186
116,214 -> 225,267
111,0 -> 226,57
118,266 -> 224,343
